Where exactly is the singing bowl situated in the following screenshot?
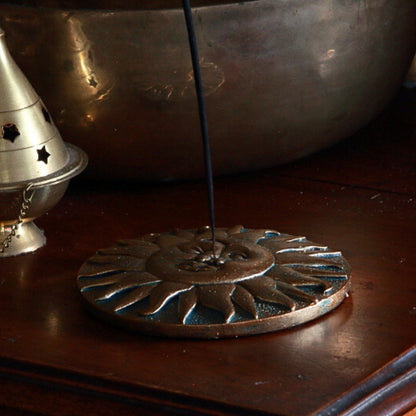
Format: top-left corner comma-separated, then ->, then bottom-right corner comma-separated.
0,0 -> 415,181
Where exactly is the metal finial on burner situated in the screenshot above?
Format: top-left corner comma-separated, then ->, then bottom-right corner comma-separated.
0,27 -> 87,257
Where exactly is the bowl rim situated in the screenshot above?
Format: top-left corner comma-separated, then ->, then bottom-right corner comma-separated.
1,0 -> 257,11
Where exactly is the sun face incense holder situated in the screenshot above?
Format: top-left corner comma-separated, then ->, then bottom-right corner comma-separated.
78,226 -> 350,338
77,0 -> 351,338
0,27 -> 87,257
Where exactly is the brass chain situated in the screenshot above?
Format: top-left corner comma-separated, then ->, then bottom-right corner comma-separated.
0,183 -> 35,254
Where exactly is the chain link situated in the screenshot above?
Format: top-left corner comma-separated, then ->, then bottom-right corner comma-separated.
0,183 -> 35,254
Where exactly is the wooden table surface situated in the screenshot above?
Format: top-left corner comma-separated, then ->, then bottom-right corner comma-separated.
1,88 -> 416,415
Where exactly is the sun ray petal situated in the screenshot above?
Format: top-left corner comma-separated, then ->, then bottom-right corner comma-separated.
227,225 -> 244,235
141,282 -> 193,315
178,287 -> 198,324
113,285 -> 156,312
86,254 -> 125,265
266,265 -> 332,292
94,272 -> 162,300
275,281 -> 318,304
260,234 -> 328,253
282,264 -> 349,279
79,272 -> 124,290
308,251 -> 343,258
98,242 -> 159,258
275,252 -> 345,266
275,246 -> 329,254
232,285 -> 258,318
287,236 -> 307,243
241,276 -> 296,311
79,266 -> 127,278
78,257 -> 147,277
96,282 -> 142,301
198,284 -> 236,323
231,229 -> 277,244
276,250 -> 349,275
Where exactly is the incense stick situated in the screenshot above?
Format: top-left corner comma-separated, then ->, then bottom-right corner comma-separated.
182,0 -> 216,256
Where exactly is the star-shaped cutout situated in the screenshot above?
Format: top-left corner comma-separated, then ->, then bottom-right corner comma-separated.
88,76 -> 98,88
42,107 -> 51,123
2,123 -> 20,143
37,146 -> 51,164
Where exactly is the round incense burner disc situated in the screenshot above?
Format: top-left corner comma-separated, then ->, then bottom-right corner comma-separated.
77,226 -> 351,338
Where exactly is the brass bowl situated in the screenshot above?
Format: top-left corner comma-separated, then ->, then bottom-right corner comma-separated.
1,0 -> 415,180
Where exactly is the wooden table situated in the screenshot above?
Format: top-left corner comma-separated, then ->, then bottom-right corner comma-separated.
1,88 -> 416,415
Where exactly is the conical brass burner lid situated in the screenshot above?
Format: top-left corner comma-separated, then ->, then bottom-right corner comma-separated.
0,28 -> 38,112
0,27 -> 86,189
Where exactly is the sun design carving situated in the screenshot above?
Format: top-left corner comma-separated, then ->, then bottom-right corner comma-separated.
139,59 -> 225,102
78,226 -> 350,327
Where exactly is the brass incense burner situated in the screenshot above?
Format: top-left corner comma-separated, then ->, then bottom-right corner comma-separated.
0,28 -> 87,257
